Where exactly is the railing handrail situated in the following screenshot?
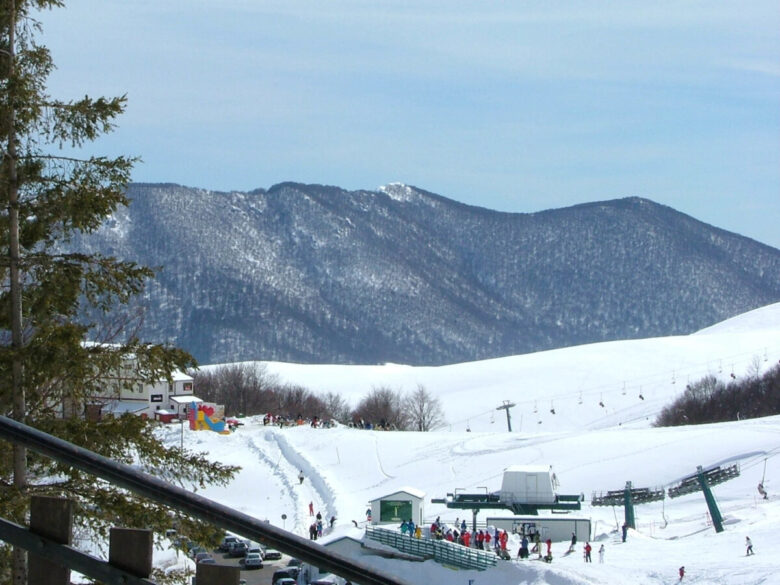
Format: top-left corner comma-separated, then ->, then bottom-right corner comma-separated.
0,415 -> 411,585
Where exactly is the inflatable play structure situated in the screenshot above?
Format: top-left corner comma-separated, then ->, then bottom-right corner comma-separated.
188,401 -> 230,434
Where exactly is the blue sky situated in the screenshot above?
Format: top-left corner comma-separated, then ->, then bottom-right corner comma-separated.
39,1 -> 780,248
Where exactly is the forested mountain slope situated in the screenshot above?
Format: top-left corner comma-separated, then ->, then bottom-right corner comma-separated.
67,182 -> 780,365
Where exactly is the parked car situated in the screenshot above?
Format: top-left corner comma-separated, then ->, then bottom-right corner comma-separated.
246,545 -> 264,556
198,557 -> 216,564
228,541 -> 248,557
243,552 -> 263,569
218,535 -> 241,552
286,557 -> 301,567
189,546 -> 208,559
194,552 -> 213,563
272,568 -> 299,584
263,547 -> 282,560
275,579 -> 297,585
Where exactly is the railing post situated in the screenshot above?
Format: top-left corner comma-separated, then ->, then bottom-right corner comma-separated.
196,563 -> 240,585
29,496 -> 73,585
109,527 -> 153,577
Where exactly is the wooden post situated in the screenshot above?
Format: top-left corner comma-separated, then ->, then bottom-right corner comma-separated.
196,563 -> 240,585
109,527 -> 153,577
29,496 -> 73,585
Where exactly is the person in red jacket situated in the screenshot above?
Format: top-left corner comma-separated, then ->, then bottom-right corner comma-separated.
476,530 -> 484,550
584,542 -> 592,562
679,566 -> 685,581
484,530 -> 492,549
462,530 -> 471,548
500,530 -> 508,550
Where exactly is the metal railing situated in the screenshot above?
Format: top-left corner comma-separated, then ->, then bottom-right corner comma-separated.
0,415 -> 410,585
365,526 -> 498,571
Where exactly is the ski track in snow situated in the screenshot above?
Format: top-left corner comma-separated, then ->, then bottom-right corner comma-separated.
242,427 -> 338,537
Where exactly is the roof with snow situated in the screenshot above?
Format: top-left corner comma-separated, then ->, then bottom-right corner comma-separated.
170,395 -> 202,404
369,487 -> 426,502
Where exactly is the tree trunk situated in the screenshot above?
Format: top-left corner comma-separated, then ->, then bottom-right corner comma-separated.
6,2 -> 28,582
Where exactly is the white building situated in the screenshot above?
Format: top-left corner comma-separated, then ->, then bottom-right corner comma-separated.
367,487 -> 426,526
90,369 -> 199,421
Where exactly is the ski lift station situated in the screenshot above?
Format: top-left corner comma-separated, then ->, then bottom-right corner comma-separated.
486,515 -> 591,543
433,466 -> 584,531
499,465 -> 563,507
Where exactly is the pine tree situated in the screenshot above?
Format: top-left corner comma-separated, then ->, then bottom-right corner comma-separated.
0,3 -> 237,583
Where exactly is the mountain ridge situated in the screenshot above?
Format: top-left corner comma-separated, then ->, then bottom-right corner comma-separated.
67,182 -> 780,365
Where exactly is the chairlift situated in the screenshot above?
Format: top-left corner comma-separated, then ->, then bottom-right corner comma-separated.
533,401 -> 538,414
671,370 -> 676,385
550,401 -> 555,415
621,382 -> 626,396
599,393 -> 605,408
489,412 -> 495,424
638,386 -> 644,400
578,392 -> 583,405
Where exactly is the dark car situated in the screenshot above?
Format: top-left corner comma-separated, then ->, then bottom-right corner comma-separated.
228,541 -> 248,557
272,568 -> 299,584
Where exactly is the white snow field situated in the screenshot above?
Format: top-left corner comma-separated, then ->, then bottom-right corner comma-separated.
157,303 -> 780,585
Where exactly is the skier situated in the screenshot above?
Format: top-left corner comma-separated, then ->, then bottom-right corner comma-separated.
298,470 -> 304,485
584,542 -> 592,562
678,566 -> 685,581
518,535 -> 529,559
569,531 -> 577,552
621,522 -> 628,542
598,544 -> 605,563
757,482 -> 768,500
746,536 -> 754,556
308,501 -> 314,516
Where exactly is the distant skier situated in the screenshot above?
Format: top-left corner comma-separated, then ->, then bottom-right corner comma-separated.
746,536 -> 754,556
569,532 -> 577,552
757,482 -> 768,500
621,523 -> 628,542
298,470 -> 304,484
308,501 -> 314,516
678,566 -> 685,581
598,544 -> 605,563
584,542 -> 592,562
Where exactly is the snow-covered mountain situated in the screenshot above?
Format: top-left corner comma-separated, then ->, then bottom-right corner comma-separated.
154,303 -> 780,585
71,182 -> 780,366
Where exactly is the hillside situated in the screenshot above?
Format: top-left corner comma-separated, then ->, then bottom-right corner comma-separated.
155,304 -> 780,584
69,182 -> 780,365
